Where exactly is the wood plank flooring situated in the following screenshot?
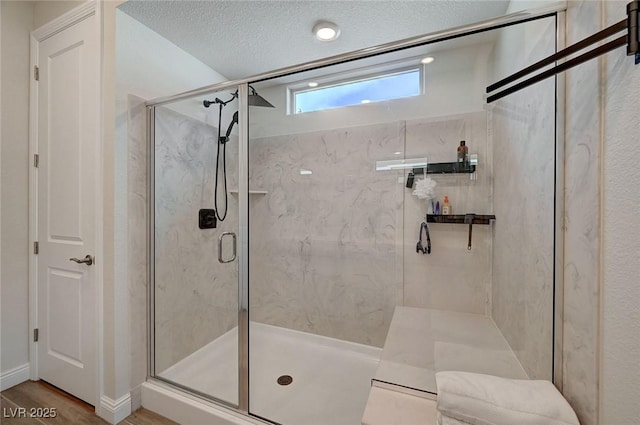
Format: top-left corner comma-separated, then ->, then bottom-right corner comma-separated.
1,381 -> 177,425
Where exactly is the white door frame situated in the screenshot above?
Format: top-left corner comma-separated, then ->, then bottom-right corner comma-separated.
28,0 -> 103,412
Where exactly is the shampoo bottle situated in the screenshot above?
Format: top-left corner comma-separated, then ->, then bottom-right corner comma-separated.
442,196 -> 451,215
457,141 -> 468,166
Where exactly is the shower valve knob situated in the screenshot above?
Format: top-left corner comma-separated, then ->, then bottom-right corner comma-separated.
199,209 -> 217,229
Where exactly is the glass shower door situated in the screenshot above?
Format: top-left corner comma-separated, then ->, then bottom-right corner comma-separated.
246,66 -> 406,425
245,12 -> 558,424
150,89 -> 241,406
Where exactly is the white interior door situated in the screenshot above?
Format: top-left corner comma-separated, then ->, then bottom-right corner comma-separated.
35,14 -> 98,405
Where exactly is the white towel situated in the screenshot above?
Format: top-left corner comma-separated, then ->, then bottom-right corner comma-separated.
435,371 -> 580,425
437,412 -> 469,425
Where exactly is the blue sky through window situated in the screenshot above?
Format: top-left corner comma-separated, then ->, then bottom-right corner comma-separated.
294,69 -> 421,114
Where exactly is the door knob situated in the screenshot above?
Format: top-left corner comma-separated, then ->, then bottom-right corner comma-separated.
69,255 -> 94,266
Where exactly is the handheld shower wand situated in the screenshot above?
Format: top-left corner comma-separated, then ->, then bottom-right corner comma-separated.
220,111 -> 238,144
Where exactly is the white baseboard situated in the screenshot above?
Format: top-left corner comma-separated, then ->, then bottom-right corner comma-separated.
0,364 -> 30,391
98,393 -> 132,425
130,384 -> 142,412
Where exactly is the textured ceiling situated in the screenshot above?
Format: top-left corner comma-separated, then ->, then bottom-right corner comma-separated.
119,0 -> 509,80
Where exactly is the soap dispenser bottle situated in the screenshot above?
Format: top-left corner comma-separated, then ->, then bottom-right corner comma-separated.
442,196 -> 451,215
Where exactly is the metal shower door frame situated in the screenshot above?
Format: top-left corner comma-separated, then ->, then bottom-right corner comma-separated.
146,82 -> 251,412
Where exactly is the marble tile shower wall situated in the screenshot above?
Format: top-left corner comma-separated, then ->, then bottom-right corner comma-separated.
127,95 -> 148,393
248,122 -> 404,347
248,113 -> 492,347
142,107 -> 493,365
489,16 -> 556,381
403,113 -> 492,315
562,2 -> 603,423
153,106 -> 239,371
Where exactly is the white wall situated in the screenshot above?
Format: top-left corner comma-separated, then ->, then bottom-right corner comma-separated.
116,9 -> 228,117
33,1 -> 82,29
0,0 -> 33,382
601,2 -> 640,423
249,42 -> 493,139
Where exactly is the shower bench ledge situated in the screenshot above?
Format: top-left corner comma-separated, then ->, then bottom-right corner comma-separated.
361,306 -> 528,424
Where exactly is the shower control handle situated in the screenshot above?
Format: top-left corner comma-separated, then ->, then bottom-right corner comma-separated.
218,232 -> 237,263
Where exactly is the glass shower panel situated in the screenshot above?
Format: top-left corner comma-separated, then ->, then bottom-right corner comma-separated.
151,90 -> 240,406
248,13 -> 557,424
247,45 -> 430,424
488,14 -> 558,382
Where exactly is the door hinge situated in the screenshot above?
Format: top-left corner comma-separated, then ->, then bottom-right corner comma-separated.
34,241 -> 39,255
33,328 -> 39,342
34,154 -> 39,168
34,66 -> 39,81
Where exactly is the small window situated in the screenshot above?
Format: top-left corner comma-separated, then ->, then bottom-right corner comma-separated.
291,68 -> 422,114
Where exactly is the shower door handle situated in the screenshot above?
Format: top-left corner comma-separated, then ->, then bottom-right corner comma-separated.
218,232 -> 237,263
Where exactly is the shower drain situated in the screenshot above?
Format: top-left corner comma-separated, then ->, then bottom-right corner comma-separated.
277,375 -> 293,386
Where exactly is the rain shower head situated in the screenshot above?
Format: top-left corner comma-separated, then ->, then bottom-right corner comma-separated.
247,86 -> 275,108
202,85 -> 274,108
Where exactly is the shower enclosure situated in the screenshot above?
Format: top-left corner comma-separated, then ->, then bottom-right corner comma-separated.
144,5 -> 564,424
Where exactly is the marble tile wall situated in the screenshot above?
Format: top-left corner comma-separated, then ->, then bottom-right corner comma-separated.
248,122 -> 405,347
130,73 -> 556,405
126,95 -> 147,393
153,105 -> 239,372
489,16 -> 556,381
248,112 -> 492,348
132,104 -> 494,375
132,108 -> 494,373
135,98 -> 554,400
402,113 -> 492,315
562,1 -> 603,424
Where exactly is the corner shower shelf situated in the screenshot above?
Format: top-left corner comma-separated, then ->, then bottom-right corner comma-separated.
426,214 -> 495,225
229,189 -> 268,195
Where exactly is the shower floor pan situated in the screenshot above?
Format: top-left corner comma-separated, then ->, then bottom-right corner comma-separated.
159,322 -> 382,425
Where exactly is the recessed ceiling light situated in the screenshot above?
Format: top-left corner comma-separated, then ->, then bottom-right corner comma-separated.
361,99 -> 371,104
308,82 -> 319,88
421,56 -> 435,64
313,21 -> 340,42
300,169 -> 313,175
